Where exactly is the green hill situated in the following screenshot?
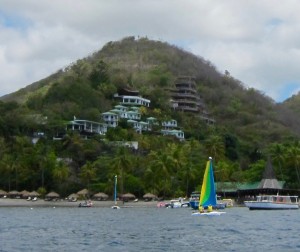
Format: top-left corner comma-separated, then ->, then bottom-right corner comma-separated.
3,36 -> 300,142
1,36 -> 300,196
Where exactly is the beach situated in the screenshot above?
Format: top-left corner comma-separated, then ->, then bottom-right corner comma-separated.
0,198 -> 159,208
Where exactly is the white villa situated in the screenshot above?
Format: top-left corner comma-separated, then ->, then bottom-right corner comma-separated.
161,119 -> 184,140
162,119 -> 178,129
101,112 -> 119,127
114,94 -> 150,107
66,88 -> 185,141
67,119 -> 107,135
161,129 -> 185,140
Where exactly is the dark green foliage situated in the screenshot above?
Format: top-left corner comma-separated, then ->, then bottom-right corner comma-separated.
1,37 -> 300,196
89,60 -> 109,89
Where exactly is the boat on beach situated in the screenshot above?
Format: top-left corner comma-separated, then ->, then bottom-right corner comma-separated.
244,194 -> 299,210
166,198 -> 190,208
78,200 -> 93,207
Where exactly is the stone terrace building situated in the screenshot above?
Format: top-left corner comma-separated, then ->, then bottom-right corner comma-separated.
169,76 -> 215,124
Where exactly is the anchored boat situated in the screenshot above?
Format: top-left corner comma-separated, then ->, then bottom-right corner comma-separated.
244,194 -> 299,210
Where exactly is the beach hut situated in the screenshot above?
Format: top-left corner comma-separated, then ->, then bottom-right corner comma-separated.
121,193 -> 136,202
143,193 -> 157,201
28,191 -> 40,201
0,189 -> 7,198
45,191 -> 60,201
8,190 -> 22,199
92,192 -> 109,201
77,189 -> 89,199
29,191 -> 40,198
20,190 -> 30,199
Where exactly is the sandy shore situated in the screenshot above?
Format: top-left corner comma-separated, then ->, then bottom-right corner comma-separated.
0,198 -> 160,208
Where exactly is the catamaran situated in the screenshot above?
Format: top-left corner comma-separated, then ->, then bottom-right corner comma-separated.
192,157 -> 226,216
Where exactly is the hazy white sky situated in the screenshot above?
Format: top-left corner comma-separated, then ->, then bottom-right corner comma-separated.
1,0 -> 300,102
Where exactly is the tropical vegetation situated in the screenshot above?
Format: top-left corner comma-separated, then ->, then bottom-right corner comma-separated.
1,36 -> 300,199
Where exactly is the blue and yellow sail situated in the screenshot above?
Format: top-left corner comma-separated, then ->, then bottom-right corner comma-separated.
199,158 -> 217,207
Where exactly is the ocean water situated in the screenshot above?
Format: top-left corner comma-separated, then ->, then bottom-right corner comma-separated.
0,206 -> 299,252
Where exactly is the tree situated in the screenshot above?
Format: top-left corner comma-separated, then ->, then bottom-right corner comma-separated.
89,60 -> 109,89
286,141 -> 300,186
268,143 -> 286,181
110,147 -> 132,195
180,140 -> 202,196
148,149 -> 173,197
205,133 -> 225,162
52,160 -> 70,193
0,154 -> 14,191
80,161 -> 96,193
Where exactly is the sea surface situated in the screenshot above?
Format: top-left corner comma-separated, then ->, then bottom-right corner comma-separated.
0,206 -> 299,252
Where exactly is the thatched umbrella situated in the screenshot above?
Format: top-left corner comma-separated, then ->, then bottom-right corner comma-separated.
92,192 -> 109,201
77,188 -> 89,196
45,191 -> 60,201
122,193 -> 136,201
8,190 -> 21,198
143,193 -> 157,201
0,189 -> 7,197
29,191 -> 40,197
20,190 -> 30,199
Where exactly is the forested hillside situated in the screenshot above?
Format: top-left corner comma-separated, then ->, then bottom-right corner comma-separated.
1,36 -> 300,199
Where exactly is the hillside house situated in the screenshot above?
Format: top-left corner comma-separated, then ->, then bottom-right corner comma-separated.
101,112 -> 119,127
66,119 -> 107,135
160,119 -> 184,140
114,88 -> 150,107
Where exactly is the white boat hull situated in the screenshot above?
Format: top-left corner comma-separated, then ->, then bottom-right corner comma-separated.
245,201 -> 299,210
192,211 -> 226,216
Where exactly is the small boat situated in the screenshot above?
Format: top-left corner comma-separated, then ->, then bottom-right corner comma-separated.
165,198 -> 189,208
244,194 -> 299,210
78,200 -> 93,207
157,202 -> 166,208
189,192 -> 225,210
192,157 -> 226,216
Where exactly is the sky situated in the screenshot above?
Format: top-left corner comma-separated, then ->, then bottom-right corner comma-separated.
1,0 -> 300,102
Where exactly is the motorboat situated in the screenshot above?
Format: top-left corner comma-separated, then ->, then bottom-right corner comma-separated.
244,195 -> 299,210
166,198 -> 190,208
78,200 -> 93,207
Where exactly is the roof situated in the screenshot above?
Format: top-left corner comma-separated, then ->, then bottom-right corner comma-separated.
102,112 -> 117,115
258,179 -> 282,189
257,157 -> 282,189
77,188 -> 89,195
263,156 -> 277,179
215,181 -> 285,192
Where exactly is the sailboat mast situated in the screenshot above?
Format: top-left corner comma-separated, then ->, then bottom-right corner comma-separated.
114,175 -> 117,205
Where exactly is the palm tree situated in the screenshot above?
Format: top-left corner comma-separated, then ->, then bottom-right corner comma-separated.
286,142 -> 300,186
180,140 -> 202,196
268,143 -> 286,181
80,161 -> 96,193
110,147 -> 132,195
205,133 -> 225,162
52,160 -> 70,191
148,149 -> 173,198
0,154 -> 14,191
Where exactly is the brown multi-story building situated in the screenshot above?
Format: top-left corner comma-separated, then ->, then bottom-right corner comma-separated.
170,76 -> 215,124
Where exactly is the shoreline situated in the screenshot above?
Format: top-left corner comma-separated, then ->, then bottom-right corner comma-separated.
0,198 -> 159,208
